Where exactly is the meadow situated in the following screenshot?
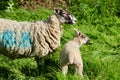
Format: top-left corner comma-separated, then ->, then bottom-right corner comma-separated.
0,0 -> 120,80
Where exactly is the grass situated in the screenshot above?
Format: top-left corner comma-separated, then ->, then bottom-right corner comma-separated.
0,4 -> 120,80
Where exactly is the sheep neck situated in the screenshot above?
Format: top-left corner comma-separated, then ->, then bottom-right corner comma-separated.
54,13 -> 62,24
49,14 -> 62,31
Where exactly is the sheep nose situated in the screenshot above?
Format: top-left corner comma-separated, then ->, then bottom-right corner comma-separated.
86,39 -> 90,44
72,19 -> 77,24
75,19 -> 77,22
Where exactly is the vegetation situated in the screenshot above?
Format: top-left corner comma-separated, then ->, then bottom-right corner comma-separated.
0,0 -> 120,80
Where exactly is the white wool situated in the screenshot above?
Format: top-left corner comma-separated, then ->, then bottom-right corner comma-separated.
0,15 -> 62,58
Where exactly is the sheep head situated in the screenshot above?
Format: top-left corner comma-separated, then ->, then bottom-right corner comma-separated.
54,8 -> 77,24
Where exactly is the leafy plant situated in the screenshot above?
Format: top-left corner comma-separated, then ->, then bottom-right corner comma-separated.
0,0 -> 9,10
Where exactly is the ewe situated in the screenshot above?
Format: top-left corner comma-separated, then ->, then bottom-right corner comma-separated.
0,8 -> 77,73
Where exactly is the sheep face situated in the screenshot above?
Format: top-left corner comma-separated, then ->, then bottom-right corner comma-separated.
54,8 -> 77,24
74,29 -> 90,45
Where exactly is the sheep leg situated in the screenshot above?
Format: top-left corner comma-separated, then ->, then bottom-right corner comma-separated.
62,65 -> 68,76
75,64 -> 83,77
35,57 -> 44,75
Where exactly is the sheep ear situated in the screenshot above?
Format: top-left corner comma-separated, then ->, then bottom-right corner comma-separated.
74,28 -> 79,36
54,8 -> 60,14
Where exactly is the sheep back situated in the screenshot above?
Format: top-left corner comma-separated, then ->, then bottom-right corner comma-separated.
0,15 -> 62,58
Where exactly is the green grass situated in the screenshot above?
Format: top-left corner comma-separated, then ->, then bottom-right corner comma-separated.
0,3 -> 120,80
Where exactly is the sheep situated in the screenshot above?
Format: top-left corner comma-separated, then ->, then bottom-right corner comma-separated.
60,28 -> 90,77
0,8 -> 77,74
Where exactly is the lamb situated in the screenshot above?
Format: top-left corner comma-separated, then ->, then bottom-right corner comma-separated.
0,8 -> 77,73
60,28 -> 90,77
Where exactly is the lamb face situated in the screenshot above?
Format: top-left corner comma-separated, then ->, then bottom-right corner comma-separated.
74,28 -> 90,46
54,8 -> 77,24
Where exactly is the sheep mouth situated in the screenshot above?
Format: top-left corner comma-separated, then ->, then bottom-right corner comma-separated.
67,21 -> 76,24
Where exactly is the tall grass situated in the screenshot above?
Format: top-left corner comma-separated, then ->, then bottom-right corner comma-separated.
0,0 -> 120,80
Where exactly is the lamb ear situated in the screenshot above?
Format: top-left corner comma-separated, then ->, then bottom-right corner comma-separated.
54,8 -> 60,14
73,28 -> 79,36
78,32 -> 82,36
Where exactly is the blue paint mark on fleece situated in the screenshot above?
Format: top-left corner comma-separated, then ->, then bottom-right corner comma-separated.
19,32 -> 32,48
0,30 -> 32,48
0,30 -> 16,47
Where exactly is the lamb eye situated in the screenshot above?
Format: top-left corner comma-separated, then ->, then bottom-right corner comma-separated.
81,35 -> 86,38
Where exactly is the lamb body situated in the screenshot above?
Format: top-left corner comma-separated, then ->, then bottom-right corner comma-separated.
60,41 -> 83,67
60,29 -> 90,77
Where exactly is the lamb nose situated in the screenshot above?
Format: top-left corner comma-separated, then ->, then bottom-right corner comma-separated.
86,40 -> 90,44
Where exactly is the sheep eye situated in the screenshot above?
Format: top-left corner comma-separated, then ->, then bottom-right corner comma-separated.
61,13 -> 66,17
